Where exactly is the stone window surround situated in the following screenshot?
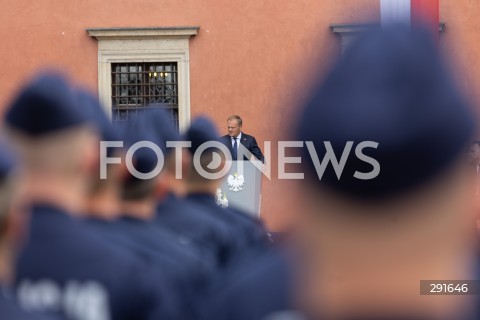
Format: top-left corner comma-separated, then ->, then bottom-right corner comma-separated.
330,23 -> 445,55
87,26 -> 199,132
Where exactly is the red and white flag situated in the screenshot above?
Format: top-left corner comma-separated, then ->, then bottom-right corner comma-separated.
381,0 -> 412,26
381,0 -> 439,39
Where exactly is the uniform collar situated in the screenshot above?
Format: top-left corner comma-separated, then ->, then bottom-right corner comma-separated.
187,192 -> 215,203
30,203 -> 73,220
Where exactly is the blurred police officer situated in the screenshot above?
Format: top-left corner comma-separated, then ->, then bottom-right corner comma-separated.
292,27 -> 478,319
76,88 -> 123,221
4,72 -> 177,320
204,26 -> 480,320
85,109 -> 214,319
202,248 -> 295,320
0,142 -> 62,320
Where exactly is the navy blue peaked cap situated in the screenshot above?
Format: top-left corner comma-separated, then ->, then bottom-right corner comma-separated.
5,71 -> 89,135
75,88 -> 120,142
120,106 -> 179,157
144,105 -> 181,144
296,27 -> 475,199
122,113 -> 166,177
185,116 -> 221,154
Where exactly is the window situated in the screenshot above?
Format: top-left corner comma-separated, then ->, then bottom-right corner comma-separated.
87,27 -> 199,131
111,62 -> 179,128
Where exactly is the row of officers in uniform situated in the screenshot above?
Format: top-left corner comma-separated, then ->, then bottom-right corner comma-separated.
2,26 -> 480,320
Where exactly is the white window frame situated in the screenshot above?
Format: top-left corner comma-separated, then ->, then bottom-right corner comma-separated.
87,26 -> 199,131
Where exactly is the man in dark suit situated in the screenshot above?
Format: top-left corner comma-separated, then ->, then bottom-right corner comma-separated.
220,115 -> 264,162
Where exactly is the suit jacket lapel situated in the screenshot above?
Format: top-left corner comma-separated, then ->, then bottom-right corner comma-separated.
239,134 -> 248,148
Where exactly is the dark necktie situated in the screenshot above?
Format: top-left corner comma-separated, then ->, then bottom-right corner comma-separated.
232,137 -> 238,160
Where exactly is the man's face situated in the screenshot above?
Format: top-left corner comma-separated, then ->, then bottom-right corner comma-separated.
227,119 -> 241,137
468,143 -> 480,164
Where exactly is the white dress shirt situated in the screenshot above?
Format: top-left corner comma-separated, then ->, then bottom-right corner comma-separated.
231,132 -> 242,150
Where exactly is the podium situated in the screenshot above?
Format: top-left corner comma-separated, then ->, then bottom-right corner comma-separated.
219,160 -> 262,218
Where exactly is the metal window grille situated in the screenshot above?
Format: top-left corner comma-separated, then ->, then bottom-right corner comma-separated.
111,62 -> 179,129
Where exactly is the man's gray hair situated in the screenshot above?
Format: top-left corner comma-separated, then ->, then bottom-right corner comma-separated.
227,115 -> 242,126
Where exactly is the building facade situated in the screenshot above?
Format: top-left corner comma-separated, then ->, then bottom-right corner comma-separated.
1,0 -> 479,230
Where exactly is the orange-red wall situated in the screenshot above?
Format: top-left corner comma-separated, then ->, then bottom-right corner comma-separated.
0,0 -> 478,230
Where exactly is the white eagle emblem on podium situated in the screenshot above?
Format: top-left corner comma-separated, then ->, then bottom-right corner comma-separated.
227,173 -> 245,192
